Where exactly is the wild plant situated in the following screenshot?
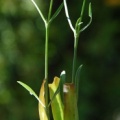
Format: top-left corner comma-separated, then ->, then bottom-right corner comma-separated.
17,0 -> 92,120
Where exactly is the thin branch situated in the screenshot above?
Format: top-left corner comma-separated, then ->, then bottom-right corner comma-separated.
30,0 -> 46,24
63,0 -> 75,32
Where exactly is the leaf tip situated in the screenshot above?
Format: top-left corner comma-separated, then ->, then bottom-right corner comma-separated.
89,2 -> 92,17
61,70 -> 66,76
17,81 -> 20,84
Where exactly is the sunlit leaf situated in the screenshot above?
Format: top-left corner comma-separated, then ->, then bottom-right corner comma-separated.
60,70 -> 66,102
17,81 -> 45,107
75,17 -> 84,33
48,71 -> 65,106
49,77 -> 63,120
38,80 -> 48,120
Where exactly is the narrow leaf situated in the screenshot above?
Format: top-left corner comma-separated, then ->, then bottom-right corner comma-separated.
48,71 -> 65,106
17,81 -> 45,107
49,2 -> 64,23
75,17 -> 83,32
38,80 -> 48,120
89,3 -> 92,17
48,77 -> 64,120
75,64 -> 83,99
60,70 -> 66,102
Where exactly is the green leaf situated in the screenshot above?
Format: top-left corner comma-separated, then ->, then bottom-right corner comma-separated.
75,17 -> 83,32
38,80 -> 48,120
49,2 -> 63,23
48,71 -> 65,106
89,3 -> 92,17
48,77 -> 64,120
17,81 -> 45,107
60,70 -> 66,102
75,64 -> 83,99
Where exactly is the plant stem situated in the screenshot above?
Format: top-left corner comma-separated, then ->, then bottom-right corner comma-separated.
30,0 -> 46,24
45,24 -> 49,81
72,33 -> 79,83
80,0 -> 86,19
72,0 -> 86,83
45,23 -> 50,120
44,0 -> 54,99
44,0 -> 53,119
48,0 -> 53,21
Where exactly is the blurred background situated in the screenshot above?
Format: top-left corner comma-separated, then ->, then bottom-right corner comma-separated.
0,0 -> 120,120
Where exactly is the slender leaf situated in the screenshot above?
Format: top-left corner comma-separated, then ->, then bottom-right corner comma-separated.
49,77 -> 63,120
89,3 -> 92,17
75,17 -> 83,32
38,80 -> 48,120
75,64 -> 83,99
48,70 -> 65,106
49,2 -> 64,23
17,81 -> 45,107
60,70 -> 66,102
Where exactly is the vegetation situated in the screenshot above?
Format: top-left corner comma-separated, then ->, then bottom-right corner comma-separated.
0,0 -> 120,120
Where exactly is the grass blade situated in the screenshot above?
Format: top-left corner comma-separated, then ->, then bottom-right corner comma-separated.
38,80 -> 48,120
60,70 -> 66,102
48,71 -> 65,106
49,2 -> 63,23
75,64 -> 83,99
48,77 -> 64,120
17,81 -> 45,107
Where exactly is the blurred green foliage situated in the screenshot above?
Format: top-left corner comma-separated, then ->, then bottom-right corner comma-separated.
0,0 -> 120,120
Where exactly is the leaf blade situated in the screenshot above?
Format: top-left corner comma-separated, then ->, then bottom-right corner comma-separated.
49,2 -> 64,23
17,81 -> 45,107
38,80 -> 48,120
48,77 -> 64,120
75,64 -> 83,99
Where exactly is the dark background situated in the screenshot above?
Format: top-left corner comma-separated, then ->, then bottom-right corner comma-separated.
0,0 -> 120,120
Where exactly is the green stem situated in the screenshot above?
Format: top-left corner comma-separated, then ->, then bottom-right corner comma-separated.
72,34 -> 79,83
48,0 -> 53,21
45,24 -> 49,81
80,0 -> 86,18
44,0 -> 54,98
72,0 -> 86,83
45,23 -> 50,120
44,0 -> 53,119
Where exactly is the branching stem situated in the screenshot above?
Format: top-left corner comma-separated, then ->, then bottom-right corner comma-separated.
30,0 -> 46,24
63,0 -> 86,83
